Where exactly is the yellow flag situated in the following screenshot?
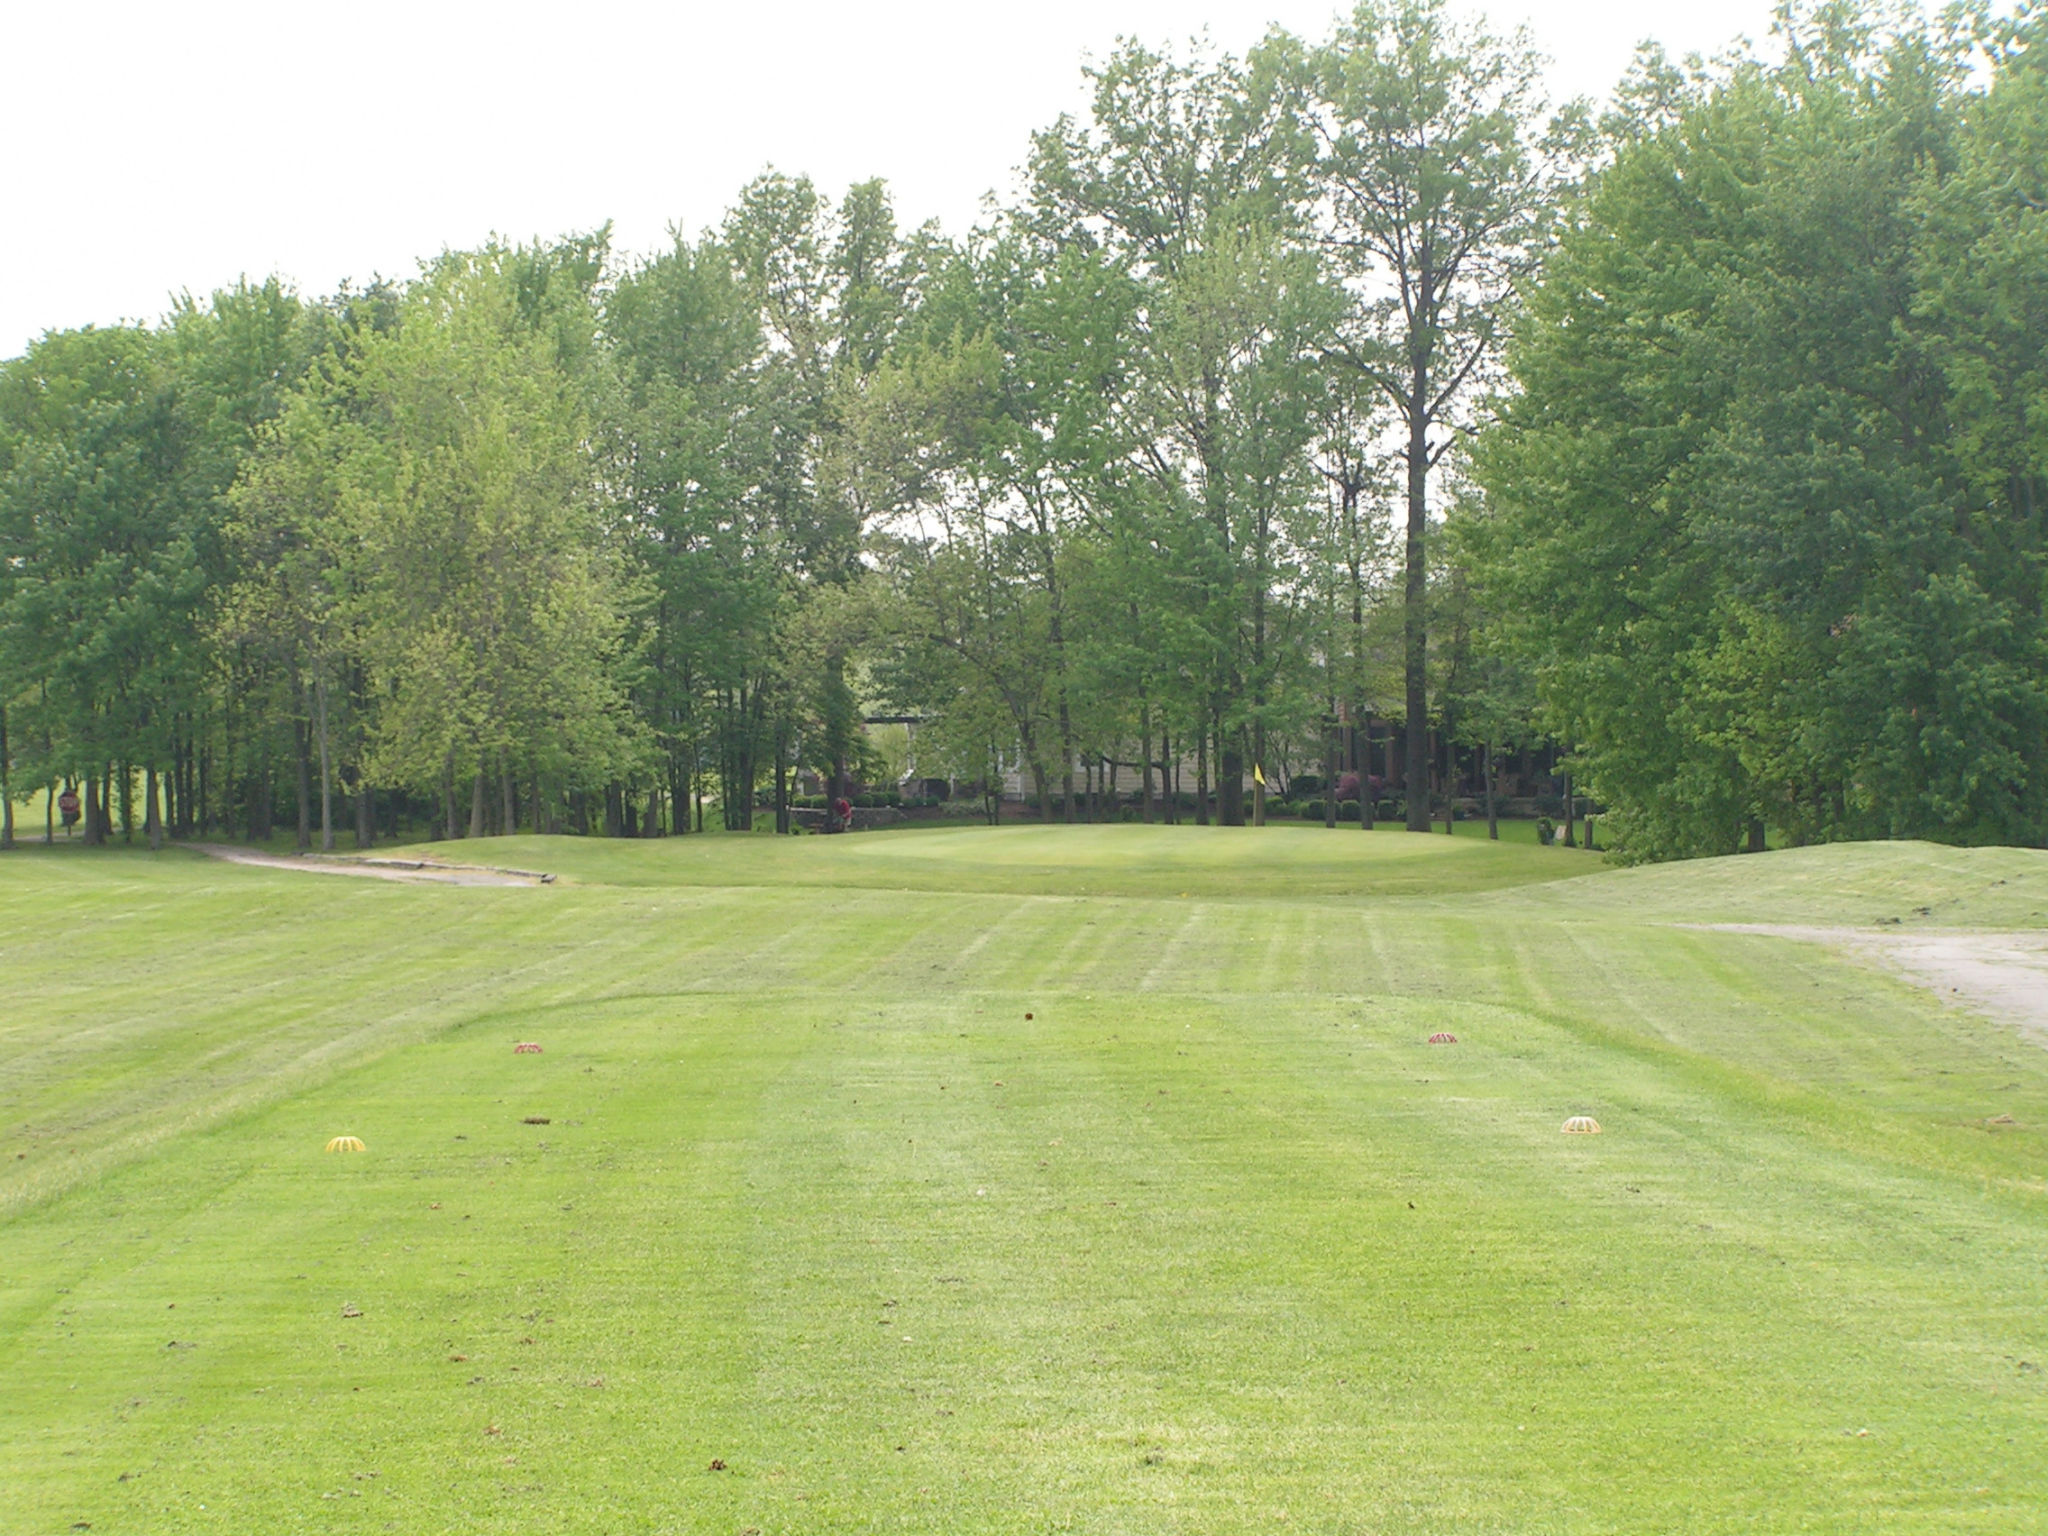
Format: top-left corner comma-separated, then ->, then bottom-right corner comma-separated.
1253,763 -> 1266,787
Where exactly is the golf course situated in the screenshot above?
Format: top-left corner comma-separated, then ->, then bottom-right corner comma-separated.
2,825 -> 2045,1534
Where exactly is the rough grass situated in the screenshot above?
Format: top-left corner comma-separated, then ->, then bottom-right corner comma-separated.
1,829 -> 2043,1534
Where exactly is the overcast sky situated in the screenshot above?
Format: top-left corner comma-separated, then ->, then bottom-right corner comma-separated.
1,0 -> 1782,359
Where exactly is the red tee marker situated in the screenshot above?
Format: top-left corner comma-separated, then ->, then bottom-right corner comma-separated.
1428,1032 -> 1458,1044
514,1042 -> 543,1054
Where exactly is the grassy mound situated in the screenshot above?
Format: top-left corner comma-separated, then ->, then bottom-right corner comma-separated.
2,829 -> 2043,1533
1536,839 -> 2048,929
478,818 -> 1583,900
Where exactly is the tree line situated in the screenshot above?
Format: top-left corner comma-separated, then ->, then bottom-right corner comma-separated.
4,0 -> 2045,861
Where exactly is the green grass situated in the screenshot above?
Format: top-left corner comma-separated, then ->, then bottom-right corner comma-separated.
496,819 -> 1592,900
1,828 -> 2044,1534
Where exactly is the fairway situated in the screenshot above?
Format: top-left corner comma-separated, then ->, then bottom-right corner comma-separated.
2,828 -> 2045,1534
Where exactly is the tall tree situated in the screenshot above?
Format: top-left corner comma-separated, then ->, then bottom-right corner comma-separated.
1289,0 -> 1564,829
1029,38 -> 1335,825
607,230 -> 778,832
1470,6 -> 2042,858
329,240 -> 643,833
0,325 -> 183,844
725,174 -> 935,826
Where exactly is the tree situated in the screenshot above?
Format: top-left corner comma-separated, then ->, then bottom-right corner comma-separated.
724,174 -> 937,827
1470,4 -> 2045,859
327,241 -> 644,833
1289,0 -> 1566,829
0,325 -> 184,845
607,229 -> 779,832
1030,38 -> 1337,825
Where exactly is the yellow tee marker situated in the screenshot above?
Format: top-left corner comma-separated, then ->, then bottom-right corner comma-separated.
326,1135 -> 366,1153
1561,1117 -> 1601,1135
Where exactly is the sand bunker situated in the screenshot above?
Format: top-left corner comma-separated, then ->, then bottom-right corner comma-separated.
183,843 -> 551,887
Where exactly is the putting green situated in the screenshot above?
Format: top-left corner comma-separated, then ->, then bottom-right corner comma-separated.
1,828 -> 2043,1534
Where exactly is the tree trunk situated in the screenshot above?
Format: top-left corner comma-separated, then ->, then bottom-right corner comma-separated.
357,782 -> 375,849
1219,721 -> 1244,827
223,694 -> 237,838
1562,772 -> 1576,848
1033,757 -> 1056,824
1404,398 -> 1431,832
1443,737 -> 1455,835
146,767 -> 163,851
440,753 -> 457,840
774,721 -> 790,835
1059,700 -> 1076,825
255,757 -> 274,842
1140,703 -> 1156,825
316,671 -> 334,853
1361,714 -> 1375,831
1325,716 -> 1338,829
469,767 -> 486,840
501,760 -> 516,837
1195,730 -> 1210,826
162,732 -> 177,836
84,770 -> 104,846
1250,720 -> 1266,829
177,719 -> 194,835
0,706 -> 12,851
119,762 -> 134,843
294,716 -> 313,852
1485,739 -> 1499,841
823,651 -> 853,834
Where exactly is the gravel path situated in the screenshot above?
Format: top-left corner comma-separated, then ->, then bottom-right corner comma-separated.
181,843 -> 551,887
1701,923 -> 2048,1047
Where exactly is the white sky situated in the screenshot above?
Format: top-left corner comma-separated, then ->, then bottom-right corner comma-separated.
1,0 -> 1781,359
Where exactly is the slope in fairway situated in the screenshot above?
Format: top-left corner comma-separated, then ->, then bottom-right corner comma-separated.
490,819 -> 1575,901
1,828 -> 2044,1535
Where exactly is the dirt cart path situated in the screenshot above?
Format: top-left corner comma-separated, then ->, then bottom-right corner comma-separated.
1702,923 -> 2048,1047
181,843 -> 551,887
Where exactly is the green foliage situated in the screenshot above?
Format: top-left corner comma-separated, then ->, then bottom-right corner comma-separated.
6,0 -> 2045,863
1471,5 -> 2048,859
